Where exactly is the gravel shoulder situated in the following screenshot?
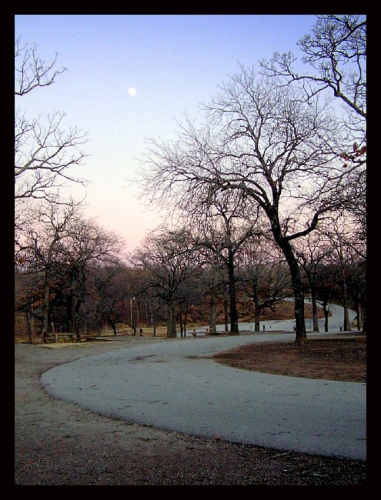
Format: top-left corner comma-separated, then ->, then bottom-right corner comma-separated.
15,336 -> 367,486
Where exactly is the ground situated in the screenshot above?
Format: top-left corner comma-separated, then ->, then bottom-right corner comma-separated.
14,331 -> 367,486
213,332 -> 366,383
15,296 -> 367,487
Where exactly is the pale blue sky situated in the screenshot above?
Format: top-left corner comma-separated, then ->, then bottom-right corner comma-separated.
15,14 -> 318,254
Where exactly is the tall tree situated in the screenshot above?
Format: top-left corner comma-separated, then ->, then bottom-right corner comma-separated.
260,15 -> 366,129
16,201 -> 123,339
138,66 -> 349,343
16,202 -> 78,338
237,236 -> 291,332
131,227 -> 203,338
320,215 -> 364,332
294,233 -> 331,332
15,37 -> 88,236
190,190 -> 262,334
314,263 -> 342,332
260,14 -> 367,250
87,263 -> 131,335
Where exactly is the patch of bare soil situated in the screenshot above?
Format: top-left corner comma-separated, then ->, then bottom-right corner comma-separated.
213,335 -> 366,383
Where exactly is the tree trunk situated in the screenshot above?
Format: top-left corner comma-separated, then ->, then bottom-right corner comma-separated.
269,211 -> 306,343
253,279 -> 260,332
167,302 -> 177,338
282,240 -> 307,344
179,307 -> 186,337
151,310 -> 157,337
342,267 -> 351,331
254,308 -> 261,332
26,312 -> 33,344
66,289 -> 74,333
323,301 -> 329,332
109,316 -> 117,335
228,251 -> 239,334
361,302 -> 366,333
311,290 -> 319,332
223,288 -> 229,332
356,302 -> 362,331
42,278 -> 50,337
209,293 -> 218,334
74,300 -> 82,341
343,305 -> 351,331
183,312 -> 188,337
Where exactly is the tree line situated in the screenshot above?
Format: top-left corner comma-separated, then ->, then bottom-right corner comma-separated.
15,207 -> 365,342
15,15 -> 366,344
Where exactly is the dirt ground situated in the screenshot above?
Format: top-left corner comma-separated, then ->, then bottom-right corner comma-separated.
214,333 -> 366,383
14,332 -> 367,486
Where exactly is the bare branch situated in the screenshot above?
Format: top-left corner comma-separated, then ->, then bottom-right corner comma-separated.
15,37 -> 66,96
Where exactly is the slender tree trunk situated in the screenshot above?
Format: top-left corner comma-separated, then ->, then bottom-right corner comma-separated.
179,307 -> 185,337
109,316 -> 117,335
342,267 -> 351,331
322,301 -> 329,332
223,289 -> 229,332
26,312 -> 33,344
151,309 -> 157,337
342,303 -> 350,331
361,302 -> 366,333
356,302 -> 362,331
311,289 -> 319,332
254,311 -> 261,331
74,300 -> 82,341
42,278 -> 50,333
66,284 -> 74,332
209,274 -> 218,334
228,251 -> 239,334
183,311 -> 188,337
209,292 -> 218,334
253,279 -> 260,332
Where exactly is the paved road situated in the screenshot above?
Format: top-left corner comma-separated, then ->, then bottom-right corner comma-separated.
192,301 -> 357,335
41,330 -> 366,461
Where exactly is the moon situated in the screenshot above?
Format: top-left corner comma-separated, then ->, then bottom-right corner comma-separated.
128,87 -> 137,96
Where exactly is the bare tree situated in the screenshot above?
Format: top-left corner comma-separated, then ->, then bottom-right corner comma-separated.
190,190 -> 262,334
260,15 -> 366,125
15,255 -> 45,344
16,201 -> 79,340
260,14 -> 367,226
15,37 -> 89,233
313,262 -> 342,333
16,201 -> 124,340
15,36 -> 66,97
345,257 -> 366,332
88,263 -> 131,335
59,212 -> 123,337
138,66 -> 350,343
319,215 -> 365,332
131,227 -> 203,338
293,233 -> 332,332
237,236 -> 291,332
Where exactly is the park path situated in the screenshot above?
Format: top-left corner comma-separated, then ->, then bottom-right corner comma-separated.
41,326 -> 366,461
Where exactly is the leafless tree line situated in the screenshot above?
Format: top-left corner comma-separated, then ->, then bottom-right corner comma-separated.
15,202 -> 365,343
134,15 -> 366,343
15,16 -> 366,343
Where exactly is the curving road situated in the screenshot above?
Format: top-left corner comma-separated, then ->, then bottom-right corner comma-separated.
192,301 -> 358,336
41,322 -> 366,461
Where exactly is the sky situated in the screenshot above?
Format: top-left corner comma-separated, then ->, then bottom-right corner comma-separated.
15,14 -> 319,255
